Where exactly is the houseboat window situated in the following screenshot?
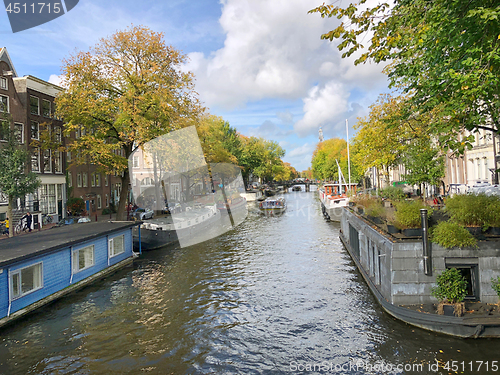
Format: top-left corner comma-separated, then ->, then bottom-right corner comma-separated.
109,235 -> 125,258
73,245 -> 95,273
10,262 -> 43,299
446,264 -> 480,301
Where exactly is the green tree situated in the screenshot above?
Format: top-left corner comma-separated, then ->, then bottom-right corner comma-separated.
402,135 -> 445,195
0,120 -> 41,237
309,1 -> 500,147
56,25 -> 202,220
239,136 -> 285,184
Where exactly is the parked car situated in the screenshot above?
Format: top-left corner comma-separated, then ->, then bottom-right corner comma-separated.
133,208 -> 154,220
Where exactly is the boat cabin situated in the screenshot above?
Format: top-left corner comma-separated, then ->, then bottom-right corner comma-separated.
0,221 -> 139,328
324,183 -> 357,196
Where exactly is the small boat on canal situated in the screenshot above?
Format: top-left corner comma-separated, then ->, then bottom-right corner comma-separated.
259,197 -> 286,214
133,205 -> 222,250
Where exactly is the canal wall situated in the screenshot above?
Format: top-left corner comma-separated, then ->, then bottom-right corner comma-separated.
340,208 -> 500,305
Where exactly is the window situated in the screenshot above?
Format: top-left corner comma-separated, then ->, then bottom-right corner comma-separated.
77,173 -> 82,188
68,171 -> 73,188
67,151 -> 71,163
43,150 -> 52,173
133,156 -> 139,168
31,121 -> 39,140
39,184 -> 56,214
30,96 -> 39,115
104,174 -> 108,187
91,173 -> 96,187
0,120 -> 7,141
72,245 -> 95,273
42,100 -> 51,117
0,77 -> 7,90
10,262 -> 43,299
105,194 -> 109,207
54,126 -> 62,142
14,123 -> 23,144
31,147 -> 40,172
54,152 -> 62,173
0,95 -> 8,112
109,235 -> 125,257
95,173 -> 101,187
83,173 -> 88,187
97,194 -> 102,209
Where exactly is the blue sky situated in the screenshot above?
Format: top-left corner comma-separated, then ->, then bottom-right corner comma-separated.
1,0 -> 390,172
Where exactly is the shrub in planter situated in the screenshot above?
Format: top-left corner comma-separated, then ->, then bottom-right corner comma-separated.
491,276 -> 500,303
379,186 -> 406,202
393,200 -> 433,229
432,268 -> 468,316
445,193 -> 500,230
365,200 -> 385,219
431,221 -> 477,249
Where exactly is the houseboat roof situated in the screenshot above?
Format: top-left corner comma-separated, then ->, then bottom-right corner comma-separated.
0,221 -> 139,267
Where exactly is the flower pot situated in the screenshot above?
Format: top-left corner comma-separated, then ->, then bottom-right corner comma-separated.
387,224 -> 400,234
402,228 -> 421,237
442,304 -> 455,316
487,227 -> 500,236
466,227 -> 482,236
368,216 -> 383,225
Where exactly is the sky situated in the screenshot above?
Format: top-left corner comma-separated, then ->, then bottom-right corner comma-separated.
1,0 -> 390,172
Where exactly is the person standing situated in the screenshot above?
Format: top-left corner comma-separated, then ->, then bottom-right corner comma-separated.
25,212 -> 32,232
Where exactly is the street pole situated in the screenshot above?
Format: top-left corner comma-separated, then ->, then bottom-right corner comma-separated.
346,119 -> 351,192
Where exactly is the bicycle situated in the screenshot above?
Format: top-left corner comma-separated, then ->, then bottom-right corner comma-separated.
42,213 -> 53,225
14,218 -> 29,234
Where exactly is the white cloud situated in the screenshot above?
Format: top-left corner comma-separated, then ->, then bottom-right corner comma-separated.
48,74 -> 65,87
294,82 -> 349,137
186,0 -> 335,109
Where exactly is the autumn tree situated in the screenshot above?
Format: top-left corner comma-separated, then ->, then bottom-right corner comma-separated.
311,138 -> 361,183
56,25 -> 202,220
352,94 -> 447,190
309,1 -> 500,148
0,119 -> 40,237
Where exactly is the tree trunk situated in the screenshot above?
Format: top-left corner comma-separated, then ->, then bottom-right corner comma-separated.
7,195 -> 14,238
116,171 -> 130,221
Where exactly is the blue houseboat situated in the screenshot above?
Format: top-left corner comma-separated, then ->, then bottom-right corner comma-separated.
0,221 -> 139,328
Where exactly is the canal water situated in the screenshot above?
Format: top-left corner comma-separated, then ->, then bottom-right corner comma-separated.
0,191 -> 498,374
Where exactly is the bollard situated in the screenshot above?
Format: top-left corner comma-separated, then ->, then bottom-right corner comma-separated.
420,208 -> 432,276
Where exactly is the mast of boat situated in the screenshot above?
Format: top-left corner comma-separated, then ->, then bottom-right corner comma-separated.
336,159 -> 347,195
346,119 -> 351,192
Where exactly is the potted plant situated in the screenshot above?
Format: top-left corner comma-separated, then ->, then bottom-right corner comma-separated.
365,200 -> 386,225
431,268 -> 468,317
431,221 -> 477,249
392,200 -> 433,237
445,193 -> 500,234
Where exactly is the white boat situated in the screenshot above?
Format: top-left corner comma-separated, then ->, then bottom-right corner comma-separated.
318,159 -> 356,221
318,183 -> 355,221
240,190 -> 263,202
133,205 -> 222,250
259,197 -> 286,214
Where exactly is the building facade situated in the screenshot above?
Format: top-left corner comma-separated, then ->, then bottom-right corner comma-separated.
0,47 -> 66,224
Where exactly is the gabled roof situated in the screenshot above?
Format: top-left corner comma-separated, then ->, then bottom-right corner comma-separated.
0,47 -> 18,78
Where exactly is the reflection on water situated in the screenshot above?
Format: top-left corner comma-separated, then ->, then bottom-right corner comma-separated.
0,192 -> 499,374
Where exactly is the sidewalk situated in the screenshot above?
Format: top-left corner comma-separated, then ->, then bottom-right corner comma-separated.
0,212 -> 128,241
